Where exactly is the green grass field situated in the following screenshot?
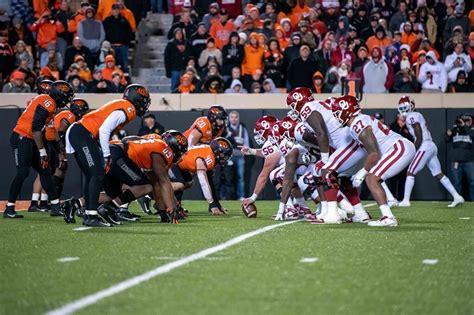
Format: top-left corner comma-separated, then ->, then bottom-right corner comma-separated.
1,201 -> 472,315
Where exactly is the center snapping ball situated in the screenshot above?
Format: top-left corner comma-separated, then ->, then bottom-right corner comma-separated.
241,203 -> 257,218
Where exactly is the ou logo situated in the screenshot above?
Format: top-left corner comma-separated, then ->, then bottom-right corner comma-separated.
339,100 -> 350,110
292,92 -> 303,101
261,120 -> 270,129
281,120 -> 293,130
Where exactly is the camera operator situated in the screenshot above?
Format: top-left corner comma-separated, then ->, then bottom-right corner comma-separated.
446,114 -> 474,200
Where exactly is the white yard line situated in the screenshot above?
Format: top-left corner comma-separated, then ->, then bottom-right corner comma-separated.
45,220 -> 299,315
300,257 -> 319,263
422,259 -> 439,265
364,203 -> 377,208
57,257 -> 80,263
73,227 -> 92,232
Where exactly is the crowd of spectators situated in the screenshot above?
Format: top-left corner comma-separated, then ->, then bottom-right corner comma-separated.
164,0 -> 474,94
0,0 -> 137,93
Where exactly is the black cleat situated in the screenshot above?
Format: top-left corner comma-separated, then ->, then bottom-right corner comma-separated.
3,206 -> 24,219
137,195 -> 152,215
28,205 -> 43,212
98,204 -> 122,225
61,199 -> 76,224
84,215 -> 111,227
156,210 -> 171,223
50,203 -> 64,217
116,210 -> 139,222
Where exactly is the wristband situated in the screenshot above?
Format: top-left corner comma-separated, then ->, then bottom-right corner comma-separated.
209,200 -> 218,208
249,193 -> 258,202
321,152 -> 329,163
39,148 -> 47,157
247,148 -> 257,155
358,168 -> 369,178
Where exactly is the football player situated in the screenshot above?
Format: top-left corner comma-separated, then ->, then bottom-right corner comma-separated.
170,137 -> 233,215
241,116 -> 281,216
332,95 -> 416,227
63,131 -> 188,225
4,81 -> 74,218
285,88 -> 370,224
184,105 -> 227,146
397,96 -> 464,208
28,98 -> 90,212
65,84 -> 151,227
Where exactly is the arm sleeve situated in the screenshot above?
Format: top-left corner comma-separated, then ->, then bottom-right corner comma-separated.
197,170 -> 213,202
32,106 -> 50,132
99,111 -> 127,158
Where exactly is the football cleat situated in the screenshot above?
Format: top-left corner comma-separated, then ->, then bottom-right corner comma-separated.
84,215 -> 111,227
368,216 -> 398,227
387,199 -> 399,207
137,195 -> 152,215
116,210 -> 139,222
98,204 -> 121,225
295,205 -> 312,217
448,196 -> 464,208
156,210 -> 171,223
3,206 -> 24,219
61,199 -> 76,224
28,204 -> 47,212
50,203 -> 64,217
397,200 -> 411,207
284,207 -> 300,220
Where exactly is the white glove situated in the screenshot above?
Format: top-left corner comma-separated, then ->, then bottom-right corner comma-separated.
320,152 -> 329,164
274,202 -> 286,221
352,168 -> 369,188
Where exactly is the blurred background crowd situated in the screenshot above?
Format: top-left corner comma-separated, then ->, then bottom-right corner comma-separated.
0,0 -> 472,94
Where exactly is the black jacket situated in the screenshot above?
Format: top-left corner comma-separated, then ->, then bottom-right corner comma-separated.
138,122 -> 166,136
447,123 -> 474,162
103,15 -> 134,45
189,32 -> 210,58
313,48 -> 332,76
287,57 -> 319,90
283,44 -> 301,70
167,22 -> 197,40
222,43 -> 244,76
64,46 -> 94,70
87,79 -> 112,93
393,71 -> 419,93
164,40 -> 190,77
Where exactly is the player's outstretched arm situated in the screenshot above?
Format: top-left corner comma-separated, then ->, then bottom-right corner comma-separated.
243,151 -> 280,206
151,153 -> 175,213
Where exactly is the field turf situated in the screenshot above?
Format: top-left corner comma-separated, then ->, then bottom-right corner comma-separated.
0,201 -> 472,315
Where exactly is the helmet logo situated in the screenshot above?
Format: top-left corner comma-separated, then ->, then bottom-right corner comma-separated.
281,120 -> 293,129
176,134 -> 187,145
136,87 -> 149,97
261,120 -> 270,129
292,92 -> 303,102
219,140 -> 230,148
339,100 -> 349,110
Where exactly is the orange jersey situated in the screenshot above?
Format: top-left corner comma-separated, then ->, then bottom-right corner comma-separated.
177,145 -> 216,173
79,99 -> 136,139
13,94 -> 57,139
44,110 -> 76,141
142,133 -> 162,140
184,117 -> 223,144
125,138 -> 174,170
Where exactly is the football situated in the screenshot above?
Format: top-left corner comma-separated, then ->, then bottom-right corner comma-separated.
241,203 -> 257,218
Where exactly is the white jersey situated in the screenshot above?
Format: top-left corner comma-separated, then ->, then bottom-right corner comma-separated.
405,111 -> 433,143
278,139 -> 308,165
349,114 -> 402,154
295,121 -> 320,161
261,139 -> 279,158
299,100 -> 353,147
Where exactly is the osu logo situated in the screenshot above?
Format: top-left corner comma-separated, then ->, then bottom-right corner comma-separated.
136,87 -> 149,97
176,134 -> 187,145
218,139 -> 229,148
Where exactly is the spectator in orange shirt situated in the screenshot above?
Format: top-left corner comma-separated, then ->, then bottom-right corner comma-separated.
241,32 -> 265,76
288,0 -> 311,29
366,26 -> 392,53
116,0 -> 136,32
249,7 -> 263,29
210,8 -> 236,50
96,0 -> 115,20
30,10 -> 65,51
101,54 -> 126,85
275,26 -> 289,51
401,22 -> 417,50
68,1 -> 89,36
74,55 -> 92,82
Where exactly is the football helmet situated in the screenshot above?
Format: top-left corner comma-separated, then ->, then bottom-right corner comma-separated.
123,84 -> 151,117
70,98 -> 90,119
398,96 -> 415,117
162,130 -> 188,163
210,137 -> 233,165
286,87 -> 314,120
37,79 -> 53,95
276,116 -> 298,142
50,80 -> 74,108
331,95 -> 361,127
207,105 -> 227,133
254,115 -> 278,145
